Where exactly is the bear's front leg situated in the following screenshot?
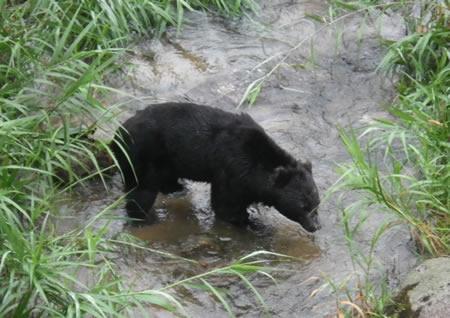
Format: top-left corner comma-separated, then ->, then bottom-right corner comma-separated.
211,182 -> 250,226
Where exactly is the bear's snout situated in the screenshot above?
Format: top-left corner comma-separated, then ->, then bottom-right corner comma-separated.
303,219 -> 321,232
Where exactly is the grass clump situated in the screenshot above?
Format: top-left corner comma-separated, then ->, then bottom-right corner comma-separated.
1,0 -> 269,316
336,0 -> 449,256
327,0 -> 449,316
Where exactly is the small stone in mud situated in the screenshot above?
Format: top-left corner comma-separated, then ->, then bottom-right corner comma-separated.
197,237 -> 214,246
141,51 -> 156,62
195,237 -> 221,252
198,260 -> 209,268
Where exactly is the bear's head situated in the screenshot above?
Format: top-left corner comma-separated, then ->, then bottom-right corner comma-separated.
269,160 -> 321,232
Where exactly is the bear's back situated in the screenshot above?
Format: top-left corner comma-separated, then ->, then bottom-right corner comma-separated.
146,103 -> 253,128
122,103 -> 260,181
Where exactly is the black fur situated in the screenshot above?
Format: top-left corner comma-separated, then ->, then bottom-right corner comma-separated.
112,103 -> 321,232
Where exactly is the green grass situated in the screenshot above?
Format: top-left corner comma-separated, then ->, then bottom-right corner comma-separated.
326,0 -> 449,316
0,0 -> 274,316
335,0 -> 449,256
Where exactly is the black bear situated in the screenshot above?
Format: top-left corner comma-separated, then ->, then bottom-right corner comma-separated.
112,103 -> 321,232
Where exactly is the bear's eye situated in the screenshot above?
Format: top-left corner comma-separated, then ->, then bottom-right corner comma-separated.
308,207 -> 318,216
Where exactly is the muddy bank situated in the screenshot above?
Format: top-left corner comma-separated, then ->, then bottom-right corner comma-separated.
58,1 -> 417,317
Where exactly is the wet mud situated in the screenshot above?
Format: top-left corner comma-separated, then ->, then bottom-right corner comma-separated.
57,1 -> 417,317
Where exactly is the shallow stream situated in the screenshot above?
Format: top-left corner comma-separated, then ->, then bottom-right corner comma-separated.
57,1 -> 417,316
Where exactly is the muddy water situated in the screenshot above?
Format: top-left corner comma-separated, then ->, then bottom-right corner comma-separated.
60,1 -> 418,317
130,193 -> 319,261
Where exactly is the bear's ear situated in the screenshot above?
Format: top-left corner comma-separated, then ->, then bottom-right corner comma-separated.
303,160 -> 312,173
297,160 -> 312,173
273,166 -> 293,188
